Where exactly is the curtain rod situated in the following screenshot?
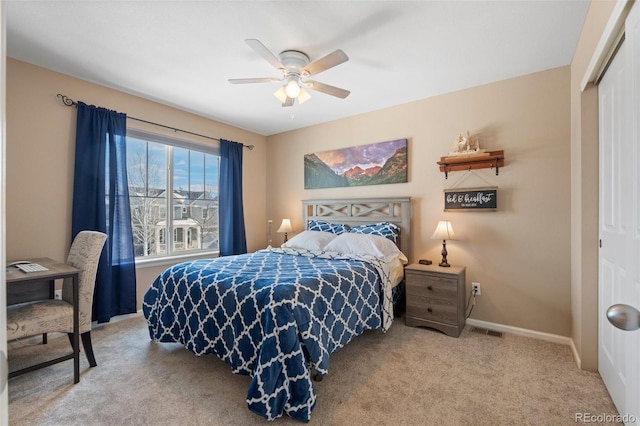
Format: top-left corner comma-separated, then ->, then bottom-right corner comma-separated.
56,94 -> 254,150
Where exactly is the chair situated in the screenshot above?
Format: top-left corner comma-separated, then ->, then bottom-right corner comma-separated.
6,231 -> 107,374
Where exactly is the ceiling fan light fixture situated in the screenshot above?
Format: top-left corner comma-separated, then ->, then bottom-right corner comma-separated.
273,86 -> 288,103
298,87 -> 311,104
285,79 -> 301,98
233,39 -> 350,107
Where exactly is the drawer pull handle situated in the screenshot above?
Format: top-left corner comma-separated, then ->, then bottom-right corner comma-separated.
427,308 -> 433,313
427,285 -> 433,291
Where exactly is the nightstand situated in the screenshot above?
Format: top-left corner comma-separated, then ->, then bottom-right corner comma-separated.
404,263 -> 466,337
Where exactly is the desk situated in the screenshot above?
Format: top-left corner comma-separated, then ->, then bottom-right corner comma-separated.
6,257 -> 81,383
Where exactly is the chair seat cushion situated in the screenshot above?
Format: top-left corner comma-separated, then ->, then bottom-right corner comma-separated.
7,299 -> 74,341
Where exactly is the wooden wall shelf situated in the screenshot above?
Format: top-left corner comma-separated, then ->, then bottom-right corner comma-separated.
437,150 -> 504,179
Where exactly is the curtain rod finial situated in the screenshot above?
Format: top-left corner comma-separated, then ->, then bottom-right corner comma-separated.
57,93 -> 77,107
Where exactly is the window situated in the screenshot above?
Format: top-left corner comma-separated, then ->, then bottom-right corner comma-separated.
126,129 -> 220,259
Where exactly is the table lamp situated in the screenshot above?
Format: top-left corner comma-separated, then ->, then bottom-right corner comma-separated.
277,218 -> 293,243
431,220 -> 457,267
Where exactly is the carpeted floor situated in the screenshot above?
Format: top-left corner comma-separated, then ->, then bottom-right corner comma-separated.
7,313 -> 619,425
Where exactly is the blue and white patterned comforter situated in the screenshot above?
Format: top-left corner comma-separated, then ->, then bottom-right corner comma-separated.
142,247 -> 394,421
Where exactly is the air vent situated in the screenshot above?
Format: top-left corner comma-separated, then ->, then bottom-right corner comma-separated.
470,326 -> 504,338
487,329 -> 504,338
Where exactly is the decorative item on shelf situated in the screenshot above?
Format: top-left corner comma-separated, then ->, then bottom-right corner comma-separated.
449,131 -> 482,157
266,219 -> 273,249
277,218 -> 293,243
431,220 -> 457,267
437,133 -> 504,179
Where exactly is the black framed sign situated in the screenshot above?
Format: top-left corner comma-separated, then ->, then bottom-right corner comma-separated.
444,187 -> 497,211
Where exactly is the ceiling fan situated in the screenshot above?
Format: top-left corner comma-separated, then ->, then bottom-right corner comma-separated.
228,39 -> 350,107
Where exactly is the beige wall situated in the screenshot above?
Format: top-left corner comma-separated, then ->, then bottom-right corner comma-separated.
570,0 -> 617,371
6,58 -> 267,308
267,67 -> 573,337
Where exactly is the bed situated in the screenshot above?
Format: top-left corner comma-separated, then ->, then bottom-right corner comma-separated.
142,197 -> 411,421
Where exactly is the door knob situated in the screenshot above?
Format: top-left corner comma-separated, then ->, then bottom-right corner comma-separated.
606,304 -> 640,331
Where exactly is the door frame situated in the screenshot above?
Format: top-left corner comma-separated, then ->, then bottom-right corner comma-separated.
1,0 -> 9,422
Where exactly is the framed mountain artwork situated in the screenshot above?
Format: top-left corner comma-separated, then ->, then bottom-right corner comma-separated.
304,139 -> 408,189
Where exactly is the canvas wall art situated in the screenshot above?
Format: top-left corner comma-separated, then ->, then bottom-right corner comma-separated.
304,139 -> 408,189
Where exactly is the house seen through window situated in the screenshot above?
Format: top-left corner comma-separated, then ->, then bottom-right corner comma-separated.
126,129 -> 220,259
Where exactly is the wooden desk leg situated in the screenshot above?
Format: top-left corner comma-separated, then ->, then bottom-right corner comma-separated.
72,274 -> 80,384
43,279 -> 55,345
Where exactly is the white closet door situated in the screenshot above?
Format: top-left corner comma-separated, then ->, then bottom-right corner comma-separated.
624,1 -> 640,420
598,1 -> 640,423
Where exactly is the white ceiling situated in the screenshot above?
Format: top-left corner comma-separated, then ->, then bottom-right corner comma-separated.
6,1 -> 590,136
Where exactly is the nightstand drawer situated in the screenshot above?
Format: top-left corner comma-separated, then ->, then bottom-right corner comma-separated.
406,295 -> 458,325
404,263 -> 466,337
405,273 -> 457,300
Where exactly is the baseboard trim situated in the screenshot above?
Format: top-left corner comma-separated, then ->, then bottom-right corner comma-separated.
569,338 -> 581,369
466,318 -> 573,346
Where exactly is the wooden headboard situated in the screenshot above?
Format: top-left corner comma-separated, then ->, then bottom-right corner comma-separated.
302,197 -> 412,259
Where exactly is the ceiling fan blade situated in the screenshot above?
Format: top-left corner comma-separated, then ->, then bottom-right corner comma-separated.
245,39 -> 285,71
228,77 -> 282,84
305,80 -> 351,99
282,97 -> 295,107
303,50 -> 349,76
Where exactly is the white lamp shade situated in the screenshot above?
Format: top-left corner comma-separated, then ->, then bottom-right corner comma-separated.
297,87 -> 312,104
273,86 -> 288,103
277,218 -> 293,233
431,220 -> 457,241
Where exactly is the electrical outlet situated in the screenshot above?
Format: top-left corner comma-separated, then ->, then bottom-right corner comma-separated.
472,282 -> 481,296
55,290 -> 62,300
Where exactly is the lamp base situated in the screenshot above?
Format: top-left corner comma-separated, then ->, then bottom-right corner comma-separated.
439,240 -> 450,267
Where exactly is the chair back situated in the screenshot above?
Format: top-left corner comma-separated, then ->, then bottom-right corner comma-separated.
62,231 -> 107,333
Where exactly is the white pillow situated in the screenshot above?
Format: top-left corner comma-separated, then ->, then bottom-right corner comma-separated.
282,230 -> 337,250
324,232 -> 403,260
